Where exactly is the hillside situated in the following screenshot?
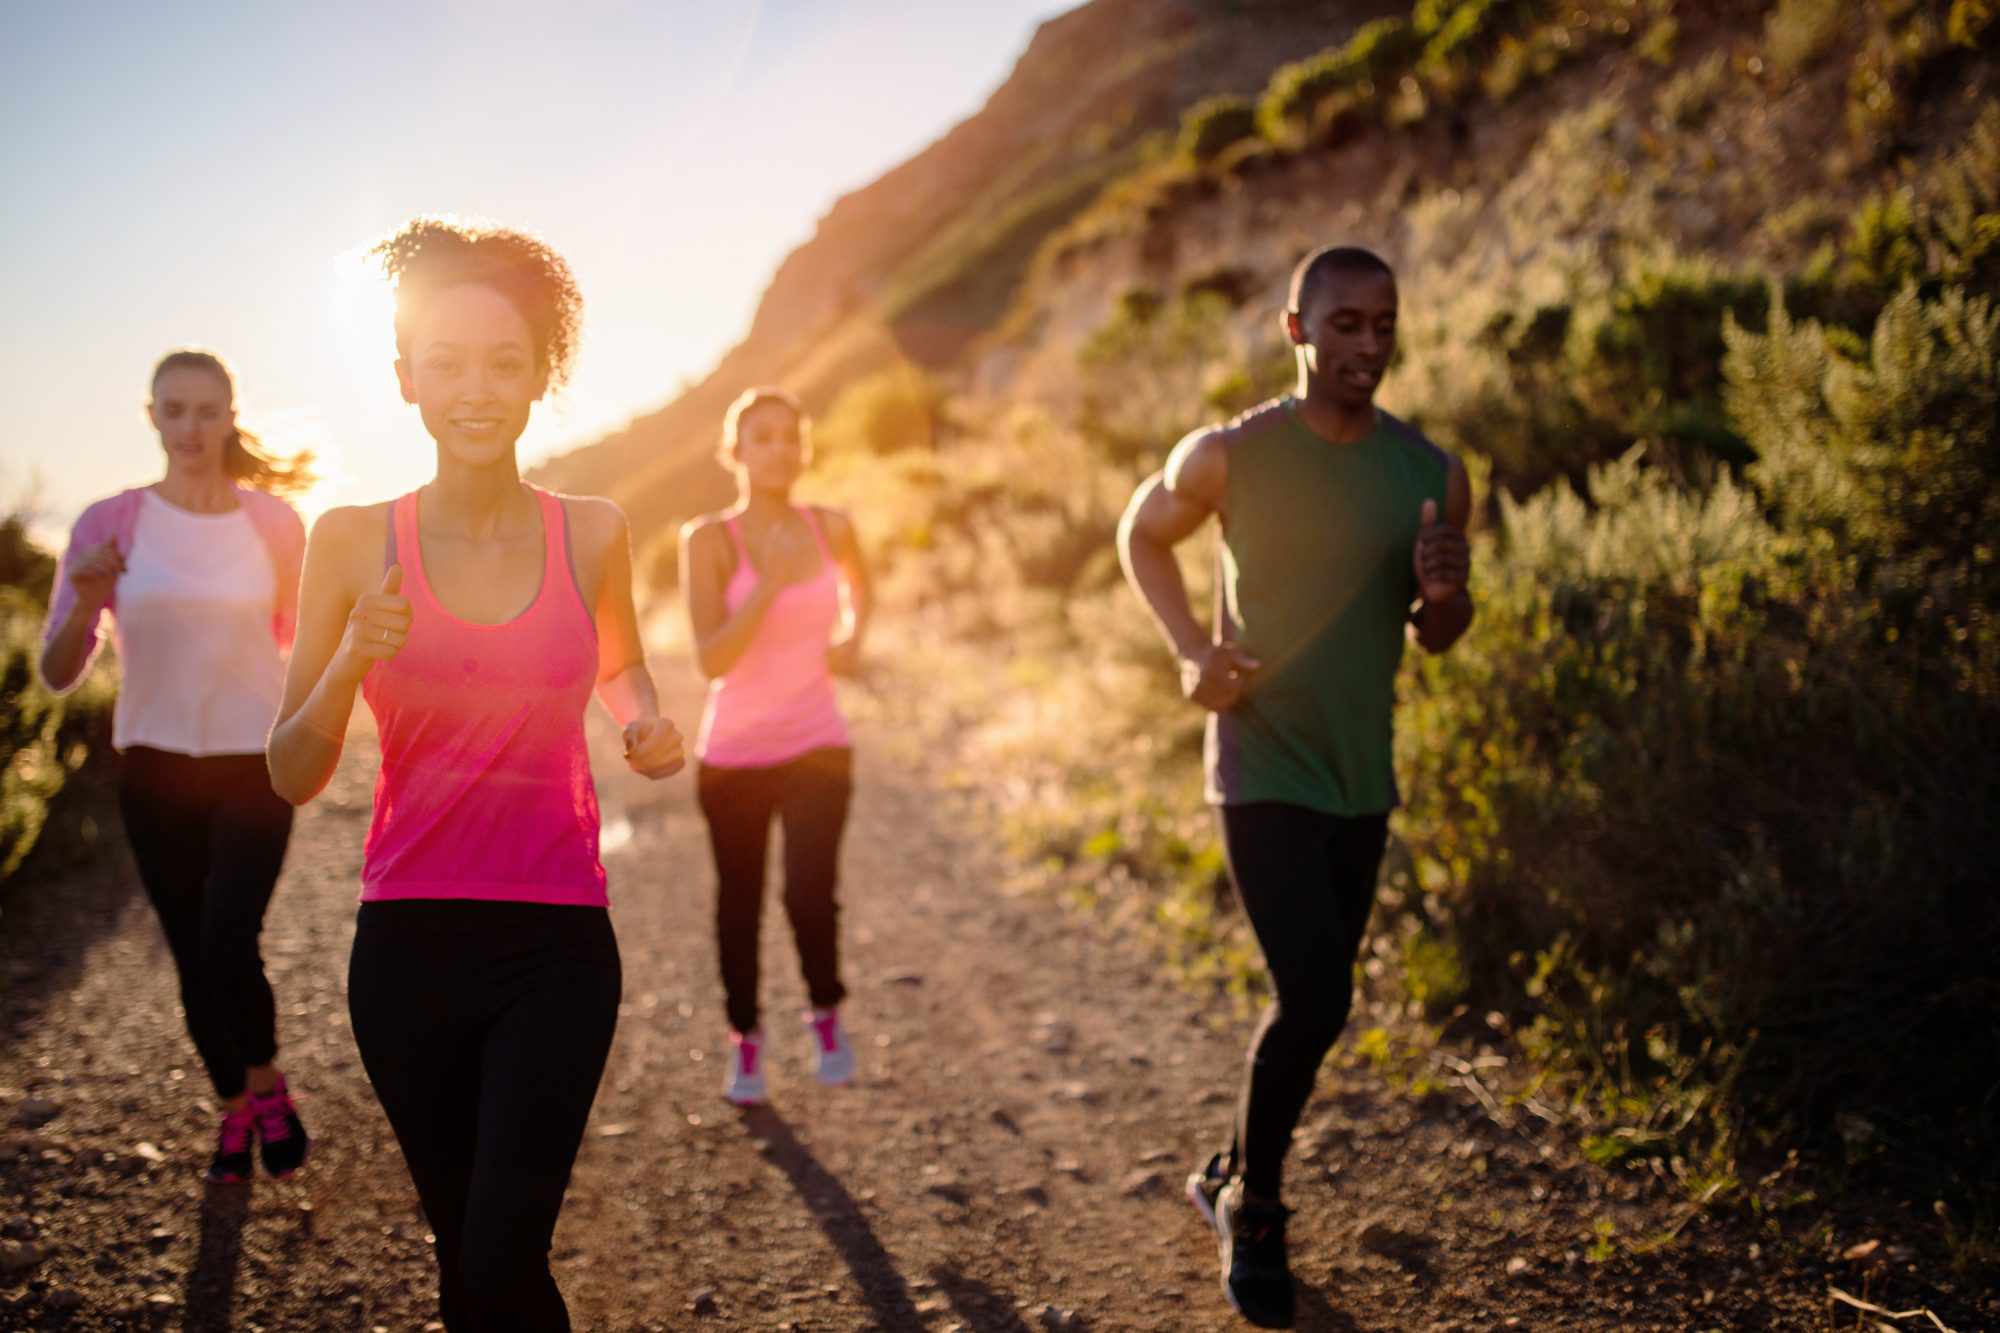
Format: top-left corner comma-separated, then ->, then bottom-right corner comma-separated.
541,0 -> 1995,557
530,0 -> 2000,1311
531,0 -> 1398,548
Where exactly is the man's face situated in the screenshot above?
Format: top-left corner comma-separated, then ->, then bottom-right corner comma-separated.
1291,267 -> 1398,409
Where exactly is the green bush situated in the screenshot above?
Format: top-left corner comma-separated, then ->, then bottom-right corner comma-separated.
1727,285 -> 2000,656
1843,9 -> 1957,156
1076,291 -> 1237,463
1950,0 -> 1998,46
1636,15 -> 1679,66
2,589 -> 116,881
815,363 -> 941,456
1568,250 -> 1768,466
1179,95 -> 1259,164
1416,0 -> 1508,92
1407,247 -> 1769,492
1395,279 -> 1999,1217
1655,51 -> 1730,128
0,513 -> 55,600
1256,18 -> 1418,143
1765,0 -> 1846,77
1823,107 -> 2000,302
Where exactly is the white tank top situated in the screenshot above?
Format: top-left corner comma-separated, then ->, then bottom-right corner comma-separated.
112,491 -> 284,756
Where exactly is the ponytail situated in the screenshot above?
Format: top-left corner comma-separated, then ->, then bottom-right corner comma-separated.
223,424 -> 314,498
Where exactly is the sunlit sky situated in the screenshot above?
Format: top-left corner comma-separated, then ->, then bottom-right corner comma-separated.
3,2 -> 1070,539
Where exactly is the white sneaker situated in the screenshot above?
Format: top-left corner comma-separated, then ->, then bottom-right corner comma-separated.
723,1030 -> 767,1106
805,1008 -> 855,1086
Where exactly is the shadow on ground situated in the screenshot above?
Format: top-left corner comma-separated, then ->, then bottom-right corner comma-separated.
181,1179 -> 252,1331
0,775 -> 135,1036
738,1105 -> 927,1329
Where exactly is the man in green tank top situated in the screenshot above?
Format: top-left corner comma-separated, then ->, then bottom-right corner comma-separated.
1117,245 -> 1473,1328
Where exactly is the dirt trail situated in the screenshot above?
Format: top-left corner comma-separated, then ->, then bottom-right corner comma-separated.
2,651 -> 1854,1330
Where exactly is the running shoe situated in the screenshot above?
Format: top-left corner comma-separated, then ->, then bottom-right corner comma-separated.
1186,1150 -> 1230,1233
206,1103 -> 255,1185
805,1007 -> 855,1086
724,1029 -> 767,1106
249,1075 -> 310,1179
1215,1181 -> 1295,1329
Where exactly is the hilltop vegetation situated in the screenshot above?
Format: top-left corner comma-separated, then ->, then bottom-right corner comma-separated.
0,510 -> 115,887
540,0 -> 2000,1291
531,0 -> 1400,580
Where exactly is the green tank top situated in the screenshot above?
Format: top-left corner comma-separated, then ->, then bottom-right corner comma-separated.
1204,398 -> 1449,814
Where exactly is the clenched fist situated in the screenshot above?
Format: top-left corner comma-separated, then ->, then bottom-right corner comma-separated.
754,520 -> 821,588
66,538 -> 126,615
1180,640 -> 1261,712
622,714 -> 686,780
1413,499 -> 1468,606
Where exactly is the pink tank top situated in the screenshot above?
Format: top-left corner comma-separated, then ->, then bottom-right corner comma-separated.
695,506 -> 851,768
359,486 -> 607,906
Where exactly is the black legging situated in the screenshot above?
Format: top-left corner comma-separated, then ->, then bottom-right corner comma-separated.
1220,802 -> 1389,1201
696,746 -> 852,1035
116,746 -> 293,1100
348,901 -> 620,1333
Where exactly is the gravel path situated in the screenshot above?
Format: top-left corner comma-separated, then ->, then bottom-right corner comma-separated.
0,652 -> 1883,1330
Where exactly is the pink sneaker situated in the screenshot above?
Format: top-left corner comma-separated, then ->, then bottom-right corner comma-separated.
806,1008 -> 855,1086
249,1076 -> 310,1178
724,1030 -> 767,1106
206,1104 -> 254,1184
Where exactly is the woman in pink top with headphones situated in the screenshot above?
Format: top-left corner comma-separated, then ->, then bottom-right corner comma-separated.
266,217 -> 683,1333
680,387 -> 873,1106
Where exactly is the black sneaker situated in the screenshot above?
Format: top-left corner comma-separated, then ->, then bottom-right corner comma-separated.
205,1104 -> 255,1185
250,1076 -> 310,1179
1186,1150 -> 1230,1233
1215,1181 -> 1294,1329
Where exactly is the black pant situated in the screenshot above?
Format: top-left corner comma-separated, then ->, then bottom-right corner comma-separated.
116,746 -> 293,1100
348,901 -> 620,1333
1220,802 -> 1389,1201
696,746 -> 852,1035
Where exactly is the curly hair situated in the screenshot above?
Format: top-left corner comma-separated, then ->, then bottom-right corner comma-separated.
719,386 -> 811,464
151,349 -> 315,498
370,216 -> 583,389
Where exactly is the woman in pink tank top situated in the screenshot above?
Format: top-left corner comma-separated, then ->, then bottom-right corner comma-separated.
680,387 -> 874,1106
266,218 -> 683,1333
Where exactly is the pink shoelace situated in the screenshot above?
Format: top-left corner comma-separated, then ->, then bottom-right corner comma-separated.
733,1035 -> 761,1077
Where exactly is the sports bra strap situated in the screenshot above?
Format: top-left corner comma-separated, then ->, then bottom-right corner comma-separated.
536,488 -> 589,614
797,505 -> 834,560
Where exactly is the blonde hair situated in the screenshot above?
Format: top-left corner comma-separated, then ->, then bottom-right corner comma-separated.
719,386 -> 810,465
151,349 -> 315,498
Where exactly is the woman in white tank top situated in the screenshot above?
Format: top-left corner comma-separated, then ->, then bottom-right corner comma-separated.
38,350 -> 314,1187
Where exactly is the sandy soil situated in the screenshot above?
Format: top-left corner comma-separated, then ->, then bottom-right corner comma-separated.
0,650 -> 1977,1331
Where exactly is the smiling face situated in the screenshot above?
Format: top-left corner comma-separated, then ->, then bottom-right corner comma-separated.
730,398 -> 807,495
148,365 -> 236,479
1288,266 -> 1398,411
394,282 -> 548,467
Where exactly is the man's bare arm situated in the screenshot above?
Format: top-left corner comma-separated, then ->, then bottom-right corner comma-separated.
1117,428 -> 1260,709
